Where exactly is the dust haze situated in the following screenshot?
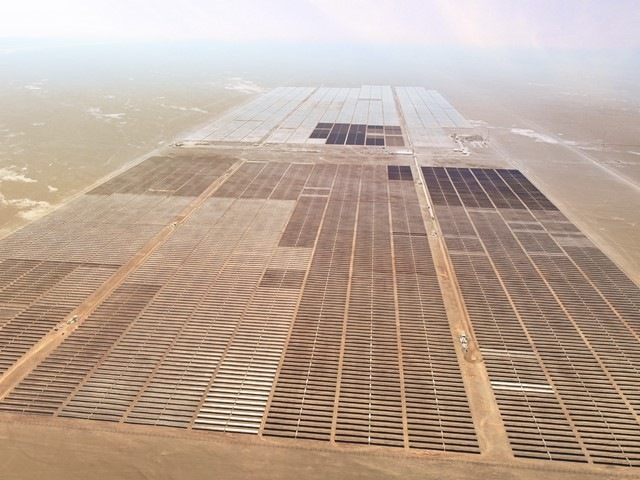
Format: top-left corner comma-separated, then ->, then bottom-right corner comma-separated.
1,41 -> 639,278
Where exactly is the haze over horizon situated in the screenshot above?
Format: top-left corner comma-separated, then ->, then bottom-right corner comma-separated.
1,0 -> 640,49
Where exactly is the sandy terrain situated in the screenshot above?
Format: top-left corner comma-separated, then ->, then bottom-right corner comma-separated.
0,415 -> 634,480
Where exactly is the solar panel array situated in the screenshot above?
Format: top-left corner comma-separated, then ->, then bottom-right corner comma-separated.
184,86 -> 468,147
0,83 -> 639,470
0,157 -> 479,455
422,167 -> 640,467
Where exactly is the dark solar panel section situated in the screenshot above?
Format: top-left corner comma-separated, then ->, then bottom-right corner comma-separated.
387,165 -> 413,181
399,166 -> 413,180
309,124 -> 332,139
470,168 -> 526,209
446,168 -> 493,208
260,269 -> 305,289
423,166 -> 640,467
496,169 -> 557,211
421,167 -> 462,207
421,167 -> 478,266
563,246 -> 640,322
387,165 -> 400,180
326,123 -> 350,145
88,156 -> 233,197
264,164 -> 479,453
311,123 -> 404,147
278,196 -> 329,248
346,124 -> 366,145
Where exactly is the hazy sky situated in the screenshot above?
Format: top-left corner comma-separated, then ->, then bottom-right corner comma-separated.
1,0 -> 640,48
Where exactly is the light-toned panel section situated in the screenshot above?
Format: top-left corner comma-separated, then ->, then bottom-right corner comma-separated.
359,84 -> 372,99
3,193 -> 169,265
352,99 -> 370,124
369,85 -> 383,100
269,88 -> 336,144
319,88 -> 350,124
184,88 -> 288,141
396,87 -> 453,148
184,87 -> 314,143
219,120 -> 261,142
335,88 -> 360,124
367,96 -> 384,126
382,85 -> 400,125
416,89 -> 456,128
240,88 -> 314,143
362,85 -> 390,126
427,90 -> 472,128
267,247 -> 313,270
